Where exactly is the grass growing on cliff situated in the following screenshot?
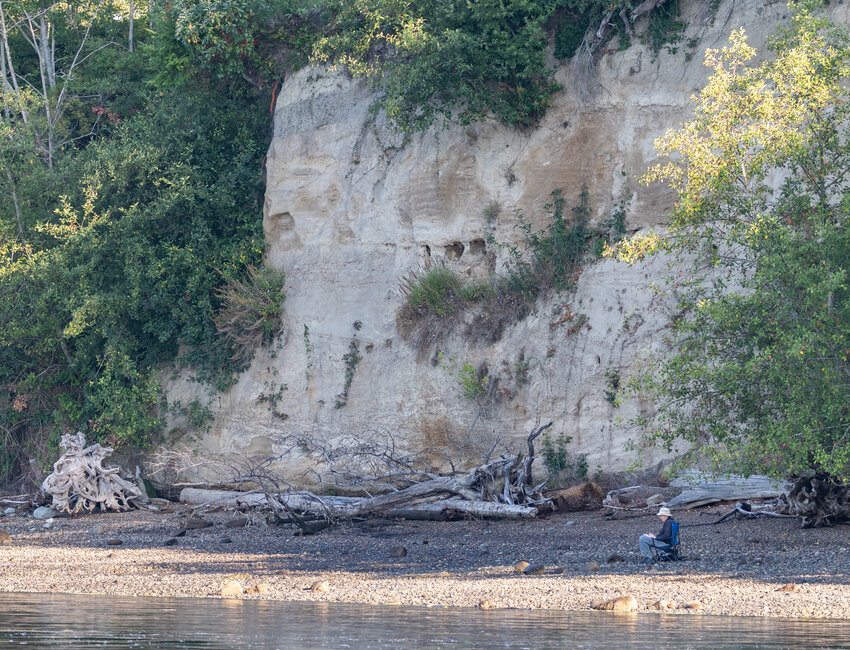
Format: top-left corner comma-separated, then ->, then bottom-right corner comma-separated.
397,187 -> 621,346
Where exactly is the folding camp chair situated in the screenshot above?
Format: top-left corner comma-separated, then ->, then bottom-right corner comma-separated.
651,520 -> 681,562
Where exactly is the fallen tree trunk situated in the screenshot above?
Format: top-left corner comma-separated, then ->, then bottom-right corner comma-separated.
179,488 -> 537,520
665,475 -> 791,510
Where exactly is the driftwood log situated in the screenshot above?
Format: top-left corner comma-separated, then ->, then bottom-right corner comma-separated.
41,432 -> 143,514
787,476 -> 850,528
665,474 -> 791,510
179,480 -> 540,521
173,424 -> 554,529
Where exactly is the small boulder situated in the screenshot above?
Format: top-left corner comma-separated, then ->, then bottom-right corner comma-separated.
389,546 -> 407,558
436,571 -> 452,578
478,600 -> 496,610
88,524 -> 108,535
245,583 -> 270,595
185,517 -> 212,530
309,580 -> 330,592
552,566 -> 565,574
778,583 -> 801,592
220,580 -> 244,597
220,537 -> 233,544
592,596 -> 638,612
164,538 -> 178,547
0,528 -> 11,545
649,600 -> 670,611
683,600 -> 703,610
523,563 -> 545,576
106,538 -> 123,546
547,482 -> 604,512
4,507 -> 15,515
513,561 -> 530,573
32,506 -> 58,520
646,494 -> 665,506
226,516 -> 249,528
606,553 -> 625,564
585,561 -> 600,572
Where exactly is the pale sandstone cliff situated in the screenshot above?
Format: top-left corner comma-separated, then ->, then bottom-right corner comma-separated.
164,1 -> 850,484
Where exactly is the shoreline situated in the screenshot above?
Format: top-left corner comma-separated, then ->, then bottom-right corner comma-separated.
1,506 -> 848,620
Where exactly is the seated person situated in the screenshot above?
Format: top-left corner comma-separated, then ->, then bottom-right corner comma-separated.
639,507 -> 673,564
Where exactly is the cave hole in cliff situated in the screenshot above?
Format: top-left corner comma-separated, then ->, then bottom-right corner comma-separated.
422,244 -> 431,257
468,239 -> 486,255
445,241 -> 465,260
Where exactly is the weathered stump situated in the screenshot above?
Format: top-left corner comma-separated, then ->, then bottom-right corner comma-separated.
787,475 -> 850,528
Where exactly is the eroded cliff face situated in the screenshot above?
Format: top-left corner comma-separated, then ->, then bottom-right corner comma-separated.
165,1 -> 850,483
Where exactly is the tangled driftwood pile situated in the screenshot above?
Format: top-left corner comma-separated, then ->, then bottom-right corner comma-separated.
41,432 -> 144,514
179,424 -> 557,528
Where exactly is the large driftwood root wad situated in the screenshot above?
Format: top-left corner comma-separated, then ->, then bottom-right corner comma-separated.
41,432 -> 144,514
788,476 -> 850,528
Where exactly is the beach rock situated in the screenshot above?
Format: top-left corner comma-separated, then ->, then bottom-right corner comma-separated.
220,580 -> 244,597
683,600 -> 703,610
552,566 -> 565,574
778,583 -> 802,592
592,596 -> 638,612
226,516 -> 249,528
106,538 -> 123,546
478,600 -> 496,609
164,538 -> 178,546
523,563 -> 545,575
0,528 -> 10,545
32,507 -> 58,520
586,561 -> 600,572
185,517 -> 212,529
220,537 -> 232,544
606,553 -> 625,563
89,524 -> 108,535
250,583 -> 270,594
309,580 -> 330,592
513,561 -> 530,573
646,494 -> 665,506
389,546 -> 407,558
174,528 -> 187,537
436,571 -> 452,578
3,507 -> 15,515
547,483 -> 604,512
650,600 -> 670,610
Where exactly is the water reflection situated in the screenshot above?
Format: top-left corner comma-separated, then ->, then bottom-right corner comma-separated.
0,592 -> 847,649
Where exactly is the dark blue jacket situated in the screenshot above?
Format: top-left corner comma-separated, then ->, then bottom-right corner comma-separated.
656,518 -> 673,544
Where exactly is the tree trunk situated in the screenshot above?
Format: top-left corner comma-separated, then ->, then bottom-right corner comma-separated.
128,0 -> 134,53
179,488 -> 538,520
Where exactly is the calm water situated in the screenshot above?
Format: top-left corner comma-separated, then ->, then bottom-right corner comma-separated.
0,592 -> 848,649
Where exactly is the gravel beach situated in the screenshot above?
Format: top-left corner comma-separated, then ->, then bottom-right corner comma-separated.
0,504 -> 848,619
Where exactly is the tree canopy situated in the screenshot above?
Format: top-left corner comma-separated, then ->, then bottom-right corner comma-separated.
621,1 -> 850,481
